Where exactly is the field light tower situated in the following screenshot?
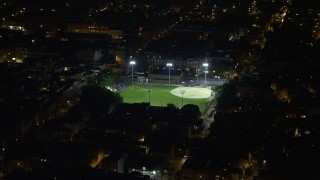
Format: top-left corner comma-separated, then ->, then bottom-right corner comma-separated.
167,63 -> 173,85
203,62 -> 208,85
130,60 -> 135,84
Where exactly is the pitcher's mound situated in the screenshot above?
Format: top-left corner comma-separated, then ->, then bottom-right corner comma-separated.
170,86 -> 211,99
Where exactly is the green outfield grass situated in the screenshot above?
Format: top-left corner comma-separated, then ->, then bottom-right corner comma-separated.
119,84 -> 211,114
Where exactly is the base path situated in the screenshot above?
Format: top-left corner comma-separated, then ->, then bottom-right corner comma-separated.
170,86 -> 212,99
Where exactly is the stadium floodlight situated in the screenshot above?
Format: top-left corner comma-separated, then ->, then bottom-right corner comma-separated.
203,63 -> 209,85
130,60 -> 135,84
167,63 -> 173,85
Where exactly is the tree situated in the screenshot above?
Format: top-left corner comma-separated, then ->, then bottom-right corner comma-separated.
181,104 -> 201,123
98,74 -> 117,87
167,103 -> 177,109
80,85 -> 122,114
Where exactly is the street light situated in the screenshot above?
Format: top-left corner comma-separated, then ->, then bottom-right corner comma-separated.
167,63 -> 173,85
203,63 -> 208,85
180,90 -> 185,107
130,60 -> 135,84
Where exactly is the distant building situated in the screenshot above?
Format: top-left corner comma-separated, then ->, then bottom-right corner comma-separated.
66,24 -> 124,40
147,57 -> 199,69
1,22 -> 27,33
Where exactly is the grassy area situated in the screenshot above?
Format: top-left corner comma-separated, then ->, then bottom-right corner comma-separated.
119,84 -> 211,114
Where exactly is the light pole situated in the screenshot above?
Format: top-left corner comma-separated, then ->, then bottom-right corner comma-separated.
167,63 -> 173,85
195,74 -> 198,85
180,90 -> 185,107
203,63 -> 208,85
196,68 -> 200,85
147,87 -> 152,104
130,60 -> 135,84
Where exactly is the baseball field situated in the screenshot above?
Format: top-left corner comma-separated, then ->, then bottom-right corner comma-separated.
120,84 -> 213,114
